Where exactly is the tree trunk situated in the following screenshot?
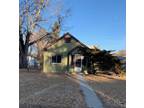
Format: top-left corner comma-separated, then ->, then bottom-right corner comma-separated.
19,45 -> 29,68
19,53 -> 28,68
19,36 -> 29,68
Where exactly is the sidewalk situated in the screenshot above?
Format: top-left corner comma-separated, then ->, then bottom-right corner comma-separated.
67,73 -> 103,108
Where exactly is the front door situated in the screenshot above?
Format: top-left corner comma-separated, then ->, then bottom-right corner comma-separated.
74,55 -> 84,73
74,58 -> 82,72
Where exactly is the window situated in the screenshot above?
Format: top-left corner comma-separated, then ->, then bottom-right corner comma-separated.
52,56 -> 57,63
57,55 -> 61,63
52,55 -> 62,63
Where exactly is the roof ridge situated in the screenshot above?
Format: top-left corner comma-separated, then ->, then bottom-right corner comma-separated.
44,32 -> 90,50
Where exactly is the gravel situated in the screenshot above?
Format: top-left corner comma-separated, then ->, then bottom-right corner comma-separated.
19,70 -> 87,108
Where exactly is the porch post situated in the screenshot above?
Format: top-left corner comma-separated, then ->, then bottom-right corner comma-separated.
81,56 -> 84,72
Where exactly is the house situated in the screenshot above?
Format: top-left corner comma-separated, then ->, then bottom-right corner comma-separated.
43,32 -> 95,73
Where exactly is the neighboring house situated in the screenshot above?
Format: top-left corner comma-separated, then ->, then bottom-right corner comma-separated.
27,56 -> 40,68
43,32 -> 93,73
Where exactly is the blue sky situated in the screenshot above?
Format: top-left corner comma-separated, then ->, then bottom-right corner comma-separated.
62,0 -> 126,51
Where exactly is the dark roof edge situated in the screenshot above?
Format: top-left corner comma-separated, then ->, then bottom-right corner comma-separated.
45,32 -> 90,50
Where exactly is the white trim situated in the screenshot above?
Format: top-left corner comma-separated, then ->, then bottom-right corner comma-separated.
51,62 -> 61,64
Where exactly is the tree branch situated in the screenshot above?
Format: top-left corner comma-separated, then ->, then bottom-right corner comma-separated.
28,32 -> 51,46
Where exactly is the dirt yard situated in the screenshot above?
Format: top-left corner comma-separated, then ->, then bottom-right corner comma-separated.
19,70 -> 87,108
84,74 -> 126,108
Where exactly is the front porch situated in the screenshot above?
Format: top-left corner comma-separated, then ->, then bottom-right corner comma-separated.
67,46 -> 92,73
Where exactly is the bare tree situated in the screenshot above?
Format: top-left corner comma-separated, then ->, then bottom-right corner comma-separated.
30,28 -> 51,69
32,21 -> 62,69
19,0 -> 70,68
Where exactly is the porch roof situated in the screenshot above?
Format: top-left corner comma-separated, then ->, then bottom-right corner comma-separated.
68,45 -> 92,56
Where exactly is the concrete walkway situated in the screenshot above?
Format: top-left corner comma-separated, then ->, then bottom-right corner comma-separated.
67,74 -> 103,108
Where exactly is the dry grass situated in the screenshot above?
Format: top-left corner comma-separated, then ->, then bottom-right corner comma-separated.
84,74 -> 126,108
19,70 -> 87,108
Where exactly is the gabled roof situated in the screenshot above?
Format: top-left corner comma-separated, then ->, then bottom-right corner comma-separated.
44,32 -> 90,50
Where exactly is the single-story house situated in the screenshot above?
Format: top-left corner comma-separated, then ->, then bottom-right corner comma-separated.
43,32 -> 97,73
